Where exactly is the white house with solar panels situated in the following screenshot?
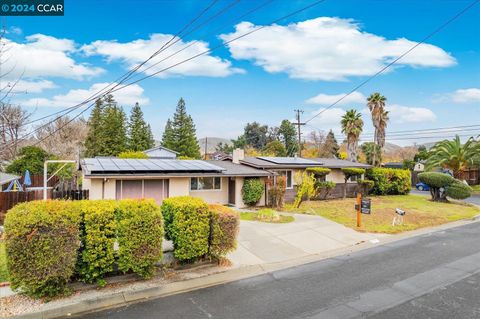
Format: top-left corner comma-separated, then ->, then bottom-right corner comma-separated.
80,149 -> 371,207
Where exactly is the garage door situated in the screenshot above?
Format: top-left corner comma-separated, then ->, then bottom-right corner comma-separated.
115,179 -> 169,204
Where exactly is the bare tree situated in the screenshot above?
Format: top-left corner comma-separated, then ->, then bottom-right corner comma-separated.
35,116 -> 88,159
0,103 -> 32,161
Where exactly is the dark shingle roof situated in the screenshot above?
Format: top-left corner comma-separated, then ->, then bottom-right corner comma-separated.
312,158 -> 372,169
205,160 -> 273,177
238,156 -> 371,169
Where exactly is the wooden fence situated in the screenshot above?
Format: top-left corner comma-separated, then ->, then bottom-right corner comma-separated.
0,189 -> 88,224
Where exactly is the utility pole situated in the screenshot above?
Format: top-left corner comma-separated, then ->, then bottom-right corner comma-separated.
204,136 -> 208,160
292,109 -> 305,157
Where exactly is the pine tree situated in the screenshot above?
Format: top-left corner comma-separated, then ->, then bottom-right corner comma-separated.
324,130 -> 340,158
84,98 -> 104,157
161,119 -> 175,150
100,95 -> 128,156
128,102 -> 154,151
171,98 -> 201,159
278,119 -> 298,157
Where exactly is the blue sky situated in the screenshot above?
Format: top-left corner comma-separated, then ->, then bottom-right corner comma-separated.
3,0 -> 480,146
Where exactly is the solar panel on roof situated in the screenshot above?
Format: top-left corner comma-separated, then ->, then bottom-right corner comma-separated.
256,157 -> 321,165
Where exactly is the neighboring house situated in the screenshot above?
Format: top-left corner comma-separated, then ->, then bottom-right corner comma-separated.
221,149 -> 371,202
0,172 -> 20,192
383,162 -> 404,169
414,162 -> 425,172
143,146 -> 178,159
80,157 -> 272,208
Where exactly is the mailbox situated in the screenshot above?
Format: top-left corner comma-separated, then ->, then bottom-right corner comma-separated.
361,198 -> 371,214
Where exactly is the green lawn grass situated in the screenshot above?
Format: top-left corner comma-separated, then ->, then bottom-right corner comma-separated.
0,240 -> 8,282
471,184 -> 480,194
240,211 -> 294,223
285,195 -> 480,234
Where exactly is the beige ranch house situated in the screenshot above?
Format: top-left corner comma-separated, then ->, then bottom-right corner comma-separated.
81,149 -> 371,207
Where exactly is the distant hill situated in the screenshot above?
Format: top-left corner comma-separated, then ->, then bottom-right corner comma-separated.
198,137 -> 232,155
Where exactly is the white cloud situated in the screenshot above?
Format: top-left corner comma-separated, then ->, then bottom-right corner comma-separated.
10,26 -> 22,35
22,82 -> 149,108
361,104 -> 436,123
11,80 -> 57,93
2,34 -> 104,80
451,88 -> 480,103
220,17 -> 455,81
306,91 -> 366,105
306,107 -> 347,136
82,34 -> 244,78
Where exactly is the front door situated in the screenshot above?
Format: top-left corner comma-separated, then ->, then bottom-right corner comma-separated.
228,177 -> 235,205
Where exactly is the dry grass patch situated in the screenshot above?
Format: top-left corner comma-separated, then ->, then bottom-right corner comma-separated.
0,240 -> 8,282
285,195 -> 480,234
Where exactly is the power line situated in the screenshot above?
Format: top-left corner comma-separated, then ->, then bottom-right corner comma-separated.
2,0 -> 227,148
21,0 -> 224,128
304,0 -> 480,124
359,132 -> 480,142
25,0 -> 326,149
361,125 -> 480,138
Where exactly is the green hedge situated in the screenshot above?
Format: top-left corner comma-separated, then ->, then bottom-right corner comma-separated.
418,172 -> 454,188
306,167 -> 331,176
208,205 -> 239,259
366,168 -> 411,195
116,199 -> 163,279
161,197 -> 210,261
5,199 -> 164,298
446,181 -> 472,200
76,200 -> 117,285
5,201 -> 81,298
241,178 -> 264,206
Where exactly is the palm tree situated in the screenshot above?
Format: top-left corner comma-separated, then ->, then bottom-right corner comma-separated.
367,93 -> 388,166
341,109 -> 363,162
426,135 -> 480,179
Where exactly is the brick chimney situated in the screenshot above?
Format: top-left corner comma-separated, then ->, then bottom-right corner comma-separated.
232,148 -> 245,164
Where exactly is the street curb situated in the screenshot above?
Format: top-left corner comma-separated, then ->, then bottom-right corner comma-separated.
9,217 -> 480,319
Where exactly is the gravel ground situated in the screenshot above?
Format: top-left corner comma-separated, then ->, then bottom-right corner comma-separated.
0,263 -> 227,318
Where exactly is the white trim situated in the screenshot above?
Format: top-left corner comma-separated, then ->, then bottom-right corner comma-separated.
190,176 -> 222,191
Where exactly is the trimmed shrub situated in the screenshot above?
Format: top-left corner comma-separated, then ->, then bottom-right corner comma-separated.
116,199 -> 163,279
357,179 -> 374,194
208,205 -> 239,259
446,181 -> 472,200
418,172 -> 454,188
5,201 -> 81,298
315,181 -> 336,200
341,168 -> 366,198
366,168 -> 411,195
161,196 -> 210,262
75,200 -> 117,285
418,172 -> 455,202
242,178 -> 264,206
306,167 -> 331,176
268,175 -> 286,208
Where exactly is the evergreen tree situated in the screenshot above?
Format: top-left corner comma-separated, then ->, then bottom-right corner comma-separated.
323,130 -> 340,158
163,98 -> 201,158
100,95 -> 128,156
84,98 -> 105,157
244,122 -> 268,150
128,102 -> 154,151
161,119 -> 175,150
278,119 -> 298,157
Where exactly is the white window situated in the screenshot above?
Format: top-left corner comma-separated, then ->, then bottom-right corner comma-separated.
276,170 -> 293,189
190,177 -> 221,191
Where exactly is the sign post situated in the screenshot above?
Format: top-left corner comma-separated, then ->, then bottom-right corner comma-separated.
356,193 -> 362,227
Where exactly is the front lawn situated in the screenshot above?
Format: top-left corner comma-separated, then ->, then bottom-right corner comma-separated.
471,184 -> 480,194
286,195 -> 480,234
240,211 -> 294,223
0,240 -> 8,282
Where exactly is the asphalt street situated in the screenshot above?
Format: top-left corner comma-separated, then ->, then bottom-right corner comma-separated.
410,188 -> 480,206
75,221 -> 480,319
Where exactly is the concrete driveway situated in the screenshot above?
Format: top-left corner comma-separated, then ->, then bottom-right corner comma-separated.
228,213 -> 386,267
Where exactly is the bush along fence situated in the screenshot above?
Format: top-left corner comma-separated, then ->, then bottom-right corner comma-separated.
4,196 -> 239,298
365,168 -> 411,195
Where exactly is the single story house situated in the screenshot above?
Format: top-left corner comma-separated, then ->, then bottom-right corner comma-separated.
143,146 -> 178,159
80,157 -> 273,208
221,149 -> 372,201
